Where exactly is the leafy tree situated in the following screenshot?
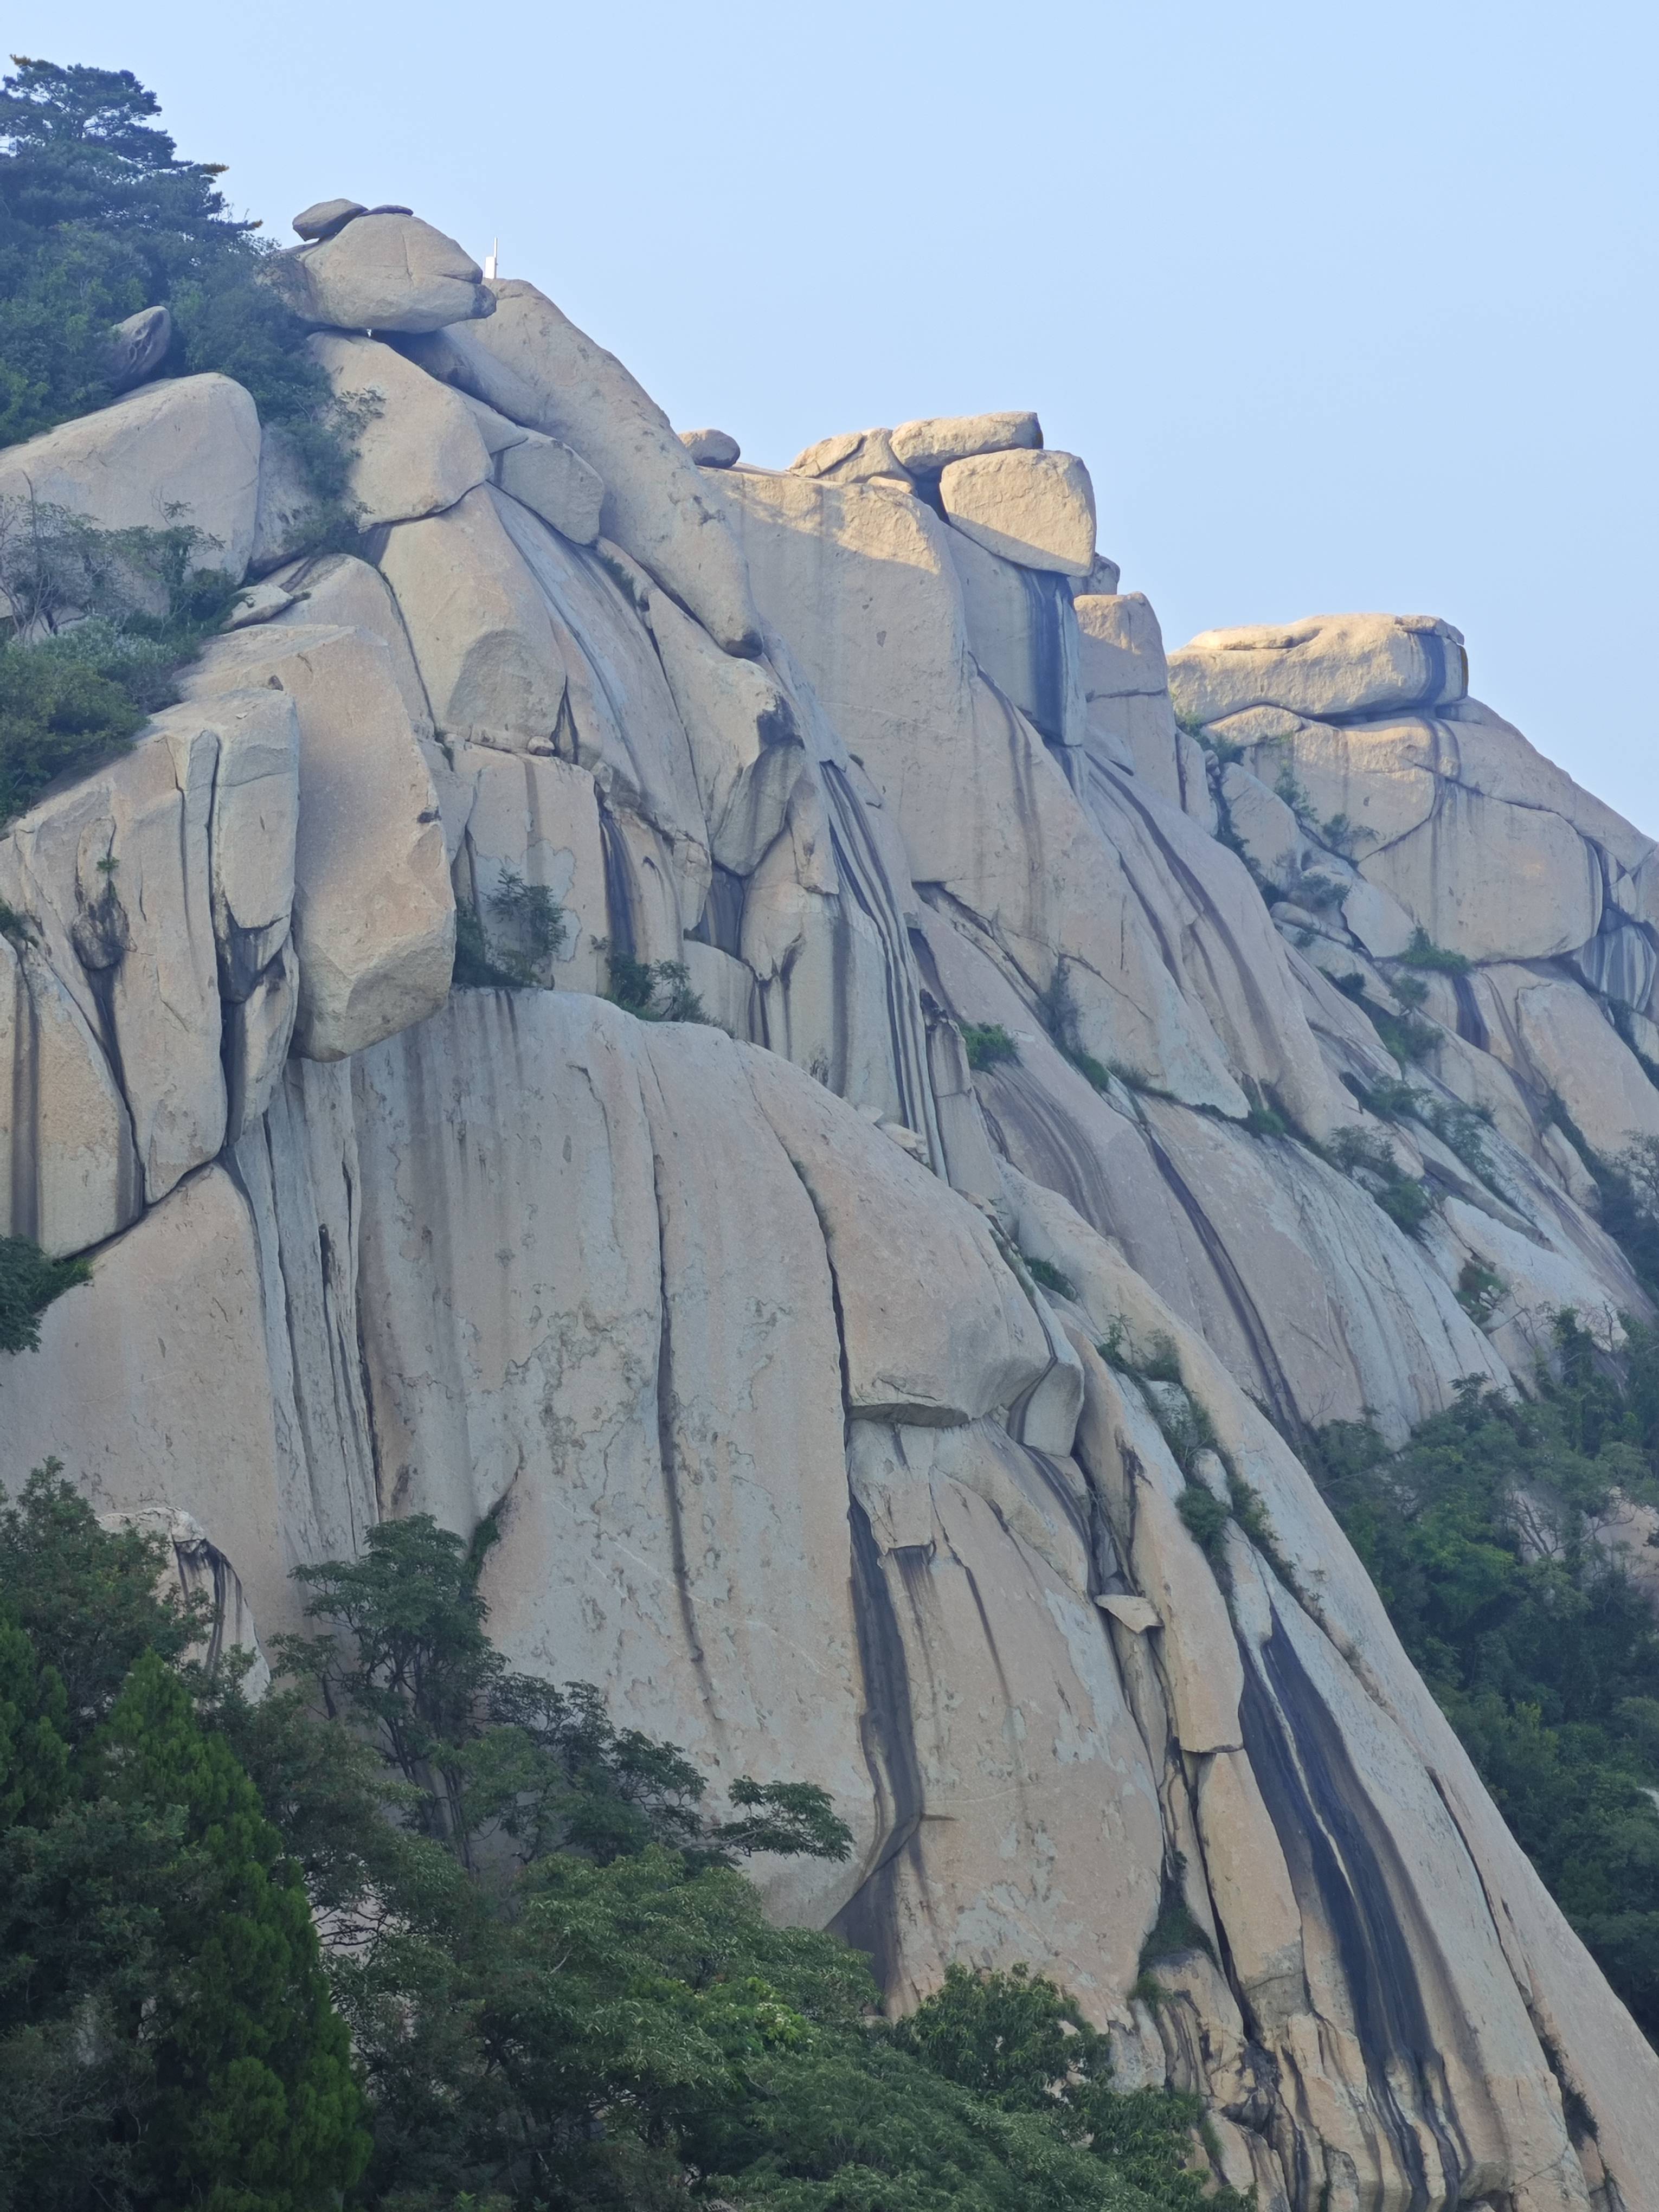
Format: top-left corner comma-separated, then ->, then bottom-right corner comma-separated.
890,1965 -> 1247,2212
0,56 -> 347,505
101,1654 -> 369,2210
0,1472 -> 368,2208
0,1239 -> 89,1355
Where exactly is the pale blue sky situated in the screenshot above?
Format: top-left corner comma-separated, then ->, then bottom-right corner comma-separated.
17,1 -> 1657,831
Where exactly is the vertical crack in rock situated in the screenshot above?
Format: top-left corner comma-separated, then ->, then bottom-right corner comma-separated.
830,1502 -> 929,2001
645,1093 -> 711,1697
820,760 -> 942,1166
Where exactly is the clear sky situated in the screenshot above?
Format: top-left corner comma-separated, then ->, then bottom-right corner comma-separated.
17,1 -> 1658,831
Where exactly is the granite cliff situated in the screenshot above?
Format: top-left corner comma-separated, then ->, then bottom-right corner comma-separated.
3,198 -> 1658,2210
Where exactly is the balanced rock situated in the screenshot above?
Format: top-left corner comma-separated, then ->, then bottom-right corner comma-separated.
939,447 -> 1096,574
889,409 -> 1040,474
282,213 -> 495,333
105,305 -> 172,393
1169,612 -> 1469,725
292,197 -> 366,241
679,427 -> 741,467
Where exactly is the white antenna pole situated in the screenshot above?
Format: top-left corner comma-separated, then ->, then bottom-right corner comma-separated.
483,236 -> 499,280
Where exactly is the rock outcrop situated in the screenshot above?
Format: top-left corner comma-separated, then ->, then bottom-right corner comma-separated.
6,209 -> 1659,2212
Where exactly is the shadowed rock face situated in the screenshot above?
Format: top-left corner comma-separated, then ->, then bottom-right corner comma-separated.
8,205 -> 1659,2211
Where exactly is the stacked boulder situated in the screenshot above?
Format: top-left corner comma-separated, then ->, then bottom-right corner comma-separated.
2,194 -> 1658,2212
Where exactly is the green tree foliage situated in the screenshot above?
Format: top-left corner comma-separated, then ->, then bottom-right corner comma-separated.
0,1480 -> 1233,2209
0,499 -> 249,824
961,1021 -> 1019,1072
0,1468 -> 368,2209
1309,1317 -> 1659,2043
0,1238 -> 89,1353
889,1964 -> 1246,2211
0,57 -> 345,504
596,942 -> 708,1024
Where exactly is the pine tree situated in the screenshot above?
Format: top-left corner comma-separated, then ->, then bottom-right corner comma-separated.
103,1653 -> 368,2212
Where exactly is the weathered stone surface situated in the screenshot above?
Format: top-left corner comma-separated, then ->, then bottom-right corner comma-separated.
224,942 -> 298,1142
182,623 -> 453,1059
488,501 -> 710,905
889,410 -> 1040,474
0,1168 -> 292,1639
724,470 -> 1248,1115
939,448 -> 1096,575
1359,780 -> 1602,962
306,333 -> 491,525
0,934 -> 139,1256
1076,592 -> 1180,786
743,1044 -> 1050,1423
377,484 -> 569,751
788,427 -> 912,485
406,281 -> 762,655
679,427 -> 740,466
271,551 -> 433,735
0,374 -> 259,587
647,590 -> 805,874
453,743 -> 607,995
282,213 -> 493,332
248,424 -> 316,575
946,524 -> 1085,747
1512,978 -> 1659,1158
1218,763 -> 1306,889
0,715 -> 226,1204
496,432 -> 605,543
16,292 -> 1659,2205
350,995 -> 873,1925
200,687 -> 301,999
1170,612 -> 1468,725
838,1414 -> 1165,2019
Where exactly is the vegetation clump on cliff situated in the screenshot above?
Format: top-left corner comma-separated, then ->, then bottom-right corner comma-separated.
1311,1312 -> 1659,2044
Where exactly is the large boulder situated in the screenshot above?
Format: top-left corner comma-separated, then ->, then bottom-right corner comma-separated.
376,485 -> 569,753
1169,612 -> 1468,725
938,448 -> 1096,575
278,213 -> 494,333
889,410 -> 1041,475
305,333 -> 491,526
0,374 -> 260,588
404,281 -> 762,656
181,624 -> 453,1059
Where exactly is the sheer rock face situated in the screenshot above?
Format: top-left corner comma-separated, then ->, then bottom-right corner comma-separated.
10,234 -> 1659,2210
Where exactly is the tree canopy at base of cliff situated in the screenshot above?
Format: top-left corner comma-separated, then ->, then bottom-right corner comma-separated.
0,1480 -> 1242,2212
1311,1312 -> 1659,2043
